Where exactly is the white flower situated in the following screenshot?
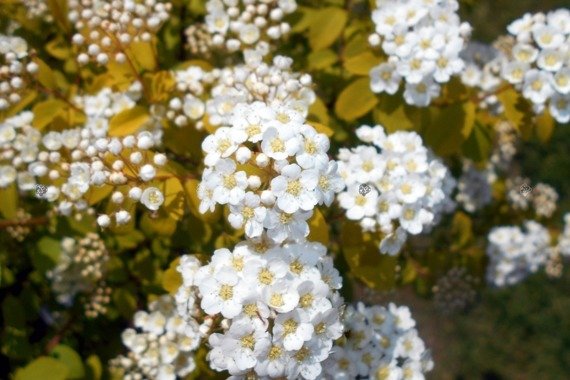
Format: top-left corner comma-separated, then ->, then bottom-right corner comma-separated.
271,164 -> 318,214
338,184 -> 378,220
273,309 -> 314,350
370,62 -> 401,94
403,78 -> 440,106
550,94 -> 570,123
523,69 -> 553,104
261,127 -> 300,160
399,204 -> 433,234
202,127 -> 239,167
211,159 -> 248,205
228,192 -> 267,238
199,268 -> 246,318
379,227 -> 407,255
141,187 -> 164,211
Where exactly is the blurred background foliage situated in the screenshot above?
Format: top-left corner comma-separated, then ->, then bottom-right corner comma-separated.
381,1 -> 570,379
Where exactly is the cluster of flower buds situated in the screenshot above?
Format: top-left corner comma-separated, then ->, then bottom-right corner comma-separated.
455,161 -> 494,213
460,42 -> 504,113
204,0 -> 297,52
369,0 -> 471,106
110,295 -> 199,380
198,101 -> 343,243
486,221 -> 551,287
0,35 -> 38,110
323,302 -> 433,379
184,23 -> 214,58
432,267 -> 479,314
179,239 -> 343,379
161,65 -> 217,128
48,233 -> 109,309
22,0 -> 52,21
84,283 -> 112,318
337,125 -> 456,256
5,208 -> 32,241
506,177 -> 558,218
206,53 -> 316,127
68,0 -> 171,65
501,9 -> 570,123
490,120 -> 518,171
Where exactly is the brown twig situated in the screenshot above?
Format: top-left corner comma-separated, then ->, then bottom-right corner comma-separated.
0,216 -> 49,229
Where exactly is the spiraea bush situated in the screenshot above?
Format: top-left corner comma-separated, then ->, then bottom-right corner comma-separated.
0,1 -> 568,379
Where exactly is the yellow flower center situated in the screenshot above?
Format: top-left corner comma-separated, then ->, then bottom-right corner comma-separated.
270,293 -> 284,307
240,334 -> 255,350
355,195 -> 367,206
270,138 -> 285,152
268,345 -> 282,361
217,138 -> 231,153
289,259 -> 303,274
258,268 -> 274,285
223,174 -> 236,188
283,318 -> 298,335
286,179 -> 302,196
299,293 -> 314,308
219,284 -> 233,300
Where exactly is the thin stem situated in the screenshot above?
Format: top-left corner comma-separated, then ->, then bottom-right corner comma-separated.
0,216 -> 49,229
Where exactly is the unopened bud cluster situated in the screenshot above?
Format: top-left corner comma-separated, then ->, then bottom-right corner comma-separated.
432,267 -> 479,314
68,0 -> 171,65
337,125 -> 456,256
204,0 -> 297,52
5,208 -> 32,242
0,35 -> 38,110
506,177 -> 558,218
501,9 -> 570,123
110,295 -> 199,380
369,0 -> 471,106
323,302 -> 433,379
48,233 -> 109,309
206,53 -> 316,127
455,161 -> 493,213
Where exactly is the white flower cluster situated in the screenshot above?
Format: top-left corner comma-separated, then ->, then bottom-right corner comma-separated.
22,0 -> 52,21
323,302 -> 433,379
0,35 -> 38,110
489,120 -> 518,171
455,161 -> 494,213
5,208 -> 32,241
198,101 -> 343,243
184,24 -> 213,58
206,53 -> 316,127
47,233 -> 109,307
369,0 -> 471,106
432,267 -> 479,314
0,86 -> 171,223
506,177 -> 558,218
68,0 -> 171,65
163,65 -> 215,128
204,0 -> 297,52
337,125 -> 455,256
486,221 -> 551,287
190,239 -> 343,379
110,295 -> 199,380
502,9 -> 570,123
557,213 -> 570,258
460,42 -> 504,113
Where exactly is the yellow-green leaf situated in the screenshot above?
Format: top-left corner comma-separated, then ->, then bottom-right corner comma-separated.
534,109 -> 555,143
0,184 -> 18,219
308,97 -> 330,126
162,258 -> 182,295
51,345 -> 85,380
424,101 -> 475,156
307,209 -> 329,246
31,99 -> 66,131
309,7 -> 347,51
373,94 -> 425,133
344,51 -> 381,75
128,41 -> 157,71
335,78 -> 378,121
15,357 -> 69,380
461,121 -> 493,163
308,49 -> 338,71
497,88 -> 533,139
108,106 -> 149,137
85,355 -> 102,380
307,121 -> 334,137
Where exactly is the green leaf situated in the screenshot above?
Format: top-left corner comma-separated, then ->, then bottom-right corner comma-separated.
498,88 -> 533,139
0,184 -> 18,219
85,355 -> 102,380
373,94 -> 425,133
534,109 -> 555,143
462,121 -> 493,163
343,51 -> 381,75
34,236 -> 61,273
307,49 -> 338,71
307,209 -> 329,246
424,101 -> 475,156
335,78 -> 378,121
162,258 -> 182,295
108,106 -> 150,137
113,288 -> 138,319
32,99 -> 67,131
451,211 -> 473,248
15,357 -> 69,380
51,345 -> 85,379
309,7 -> 348,51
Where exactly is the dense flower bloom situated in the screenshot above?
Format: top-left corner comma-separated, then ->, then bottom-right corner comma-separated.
0,35 -> 38,110
198,100 -> 343,243
337,124 -> 455,255
110,295 -> 199,380
368,0 -> 471,106
500,9 -> 570,123
323,302 -> 434,379
176,239 -> 344,379
486,221 -> 551,287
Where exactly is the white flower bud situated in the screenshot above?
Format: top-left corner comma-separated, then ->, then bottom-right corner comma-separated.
111,191 -> 124,204
97,214 -> 111,227
129,187 -> 142,201
248,175 -> 261,190
260,190 -> 275,206
115,210 -> 131,225
236,147 -> 252,164
255,153 -> 269,168
130,152 -> 143,164
153,153 -> 167,166
139,164 -> 156,181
